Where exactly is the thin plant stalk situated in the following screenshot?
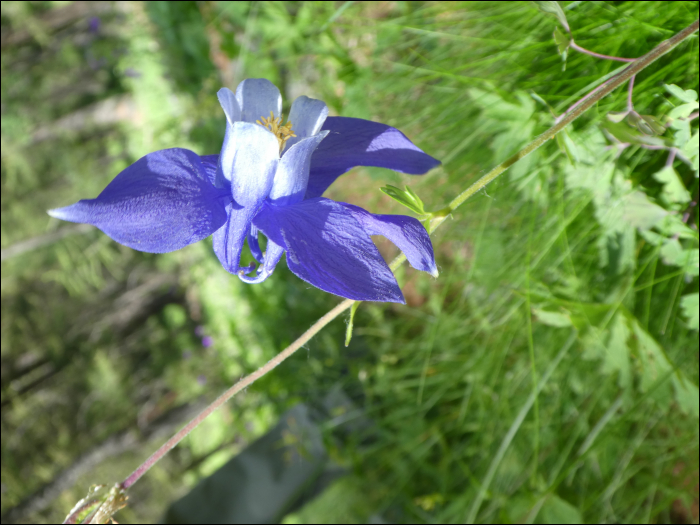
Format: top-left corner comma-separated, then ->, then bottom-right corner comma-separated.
120,298 -> 354,490
117,18 -> 699,497
570,41 -> 635,63
627,74 -> 636,111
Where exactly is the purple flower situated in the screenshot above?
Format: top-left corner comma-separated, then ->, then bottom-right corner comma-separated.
201,336 -> 213,348
88,16 -> 101,34
48,79 -> 440,302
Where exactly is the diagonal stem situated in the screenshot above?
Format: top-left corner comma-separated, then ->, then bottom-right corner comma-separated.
443,18 -> 697,219
570,41 -> 635,63
627,74 -> 636,112
120,298 -> 353,490
117,18 -> 699,495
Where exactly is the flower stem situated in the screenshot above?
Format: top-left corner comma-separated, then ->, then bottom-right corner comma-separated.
627,75 -> 636,112
442,19 -> 697,219
118,18 -> 699,494
665,147 -> 677,168
570,41 -> 635,63
120,298 -> 353,490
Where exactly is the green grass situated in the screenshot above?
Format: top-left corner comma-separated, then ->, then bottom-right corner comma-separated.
1,1 -> 698,523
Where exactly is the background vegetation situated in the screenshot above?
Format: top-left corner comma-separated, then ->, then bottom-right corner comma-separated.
1,1 -> 698,523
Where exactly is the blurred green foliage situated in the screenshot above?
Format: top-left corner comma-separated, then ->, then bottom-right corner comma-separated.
1,1 -> 698,523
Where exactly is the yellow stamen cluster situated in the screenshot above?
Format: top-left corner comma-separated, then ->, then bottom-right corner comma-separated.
256,111 -> 296,152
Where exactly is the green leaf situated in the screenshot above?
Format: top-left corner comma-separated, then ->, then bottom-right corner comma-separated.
653,166 -> 691,204
602,120 -> 667,148
567,303 -> 612,334
639,229 -> 666,246
680,293 -> 699,330
670,118 -> 691,149
660,239 -> 699,276
530,91 -> 556,116
404,185 -> 423,206
681,130 -> 699,172
668,101 -> 699,120
606,111 -> 629,123
629,317 -> 698,415
665,84 -> 698,103
380,185 -> 426,215
537,495 -> 583,524
344,301 -> 361,347
628,113 -> 664,136
658,215 -> 698,241
620,191 -> 667,230
573,303 -> 699,415
468,87 -> 535,123
626,112 -> 641,128
604,313 -> 632,390
533,308 -> 572,327
630,321 -> 673,406
532,1 -> 569,31
673,374 -> 699,417
659,238 -> 685,266
564,299 -> 698,415
555,130 -> 578,164
639,115 -> 666,136
553,26 -> 570,60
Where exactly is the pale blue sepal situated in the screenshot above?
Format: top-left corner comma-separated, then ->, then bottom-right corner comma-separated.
217,87 -> 241,126
219,121 -> 280,206
284,96 -> 329,151
216,88 -> 242,189
269,131 -> 329,206
213,203 -> 259,275
235,78 -> 282,123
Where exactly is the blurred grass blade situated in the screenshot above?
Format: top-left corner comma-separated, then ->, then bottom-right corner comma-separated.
532,1 -> 570,32
465,332 -> 577,524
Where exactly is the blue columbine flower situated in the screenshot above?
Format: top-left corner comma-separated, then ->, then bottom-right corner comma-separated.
48,79 -> 440,303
